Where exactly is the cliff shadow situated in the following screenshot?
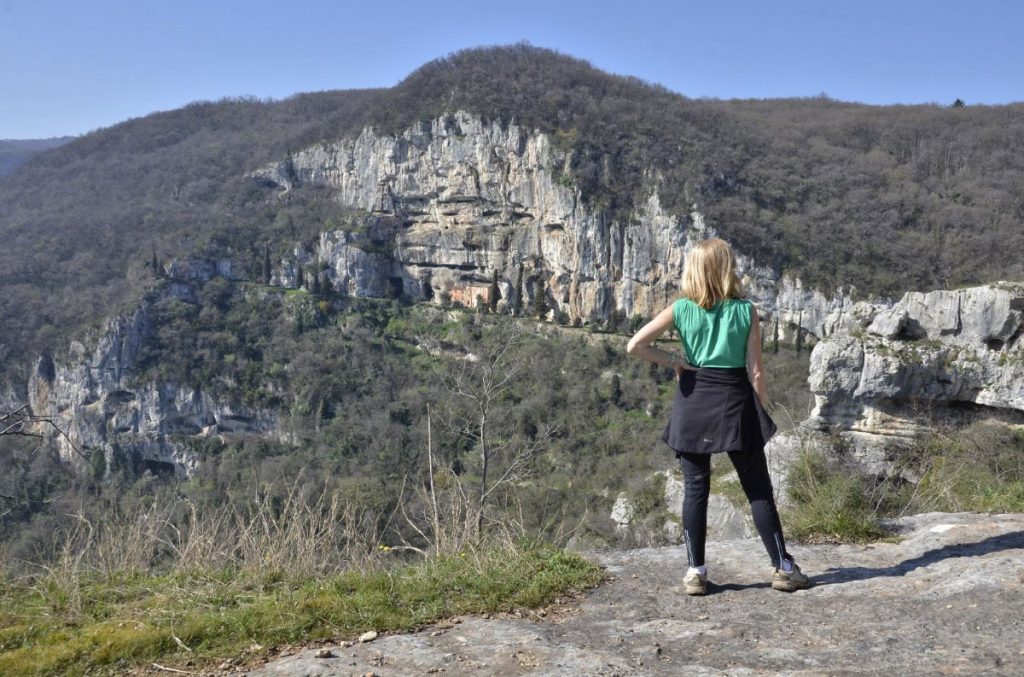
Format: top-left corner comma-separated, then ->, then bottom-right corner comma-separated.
811,530 -> 1024,587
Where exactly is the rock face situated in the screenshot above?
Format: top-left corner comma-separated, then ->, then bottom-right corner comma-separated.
805,282 -> 1024,472
252,512 -> 1024,676
254,111 -> 854,337
25,280 -> 277,476
17,112 -> 863,478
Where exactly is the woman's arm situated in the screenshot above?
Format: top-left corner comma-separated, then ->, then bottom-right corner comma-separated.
747,305 -> 767,403
626,303 -> 691,376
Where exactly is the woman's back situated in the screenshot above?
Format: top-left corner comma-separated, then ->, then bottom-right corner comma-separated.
673,297 -> 752,369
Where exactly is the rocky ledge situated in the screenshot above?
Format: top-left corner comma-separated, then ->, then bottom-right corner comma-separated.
802,282 -> 1024,473
242,512 -> 1024,676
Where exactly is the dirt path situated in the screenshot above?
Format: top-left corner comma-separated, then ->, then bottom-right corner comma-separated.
248,512 -> 1024,676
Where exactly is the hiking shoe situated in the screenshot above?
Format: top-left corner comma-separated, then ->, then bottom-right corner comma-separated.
772,562 -> 811,592
683,570 -> 708,596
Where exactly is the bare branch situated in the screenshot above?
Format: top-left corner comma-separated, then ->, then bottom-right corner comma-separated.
0,404 -> 30,422
0,406 -> 90,461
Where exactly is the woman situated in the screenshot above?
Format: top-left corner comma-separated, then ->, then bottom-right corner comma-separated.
626,238 -> 810,595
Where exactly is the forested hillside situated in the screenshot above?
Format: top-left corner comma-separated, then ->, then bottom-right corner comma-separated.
0,137 -> 72,177
1,45 -> 1023,387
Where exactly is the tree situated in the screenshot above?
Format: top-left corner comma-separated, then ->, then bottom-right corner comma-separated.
513,264 -> 524,315
433,323 -> 555,543
795,310 -> 804,354
151,249 -> 161,278
263,244 -> 272,284
1,403 -> 92,515
487,270 -> 500,313
295,265 -> 305,290
1,403 -> 88,461
952,98 -> 966,108
534,276 -> 547,320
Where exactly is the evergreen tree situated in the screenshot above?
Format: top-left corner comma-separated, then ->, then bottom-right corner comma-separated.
513,264 -> 524,315
151,249 -> 161,278
296,265 -> 305,290
487,270 -> 500,312
772,315 -> 779,354
795,310 -> 804,354
534,276 -> 547,319
263,244 -> 272,284
312,270 -> 322,295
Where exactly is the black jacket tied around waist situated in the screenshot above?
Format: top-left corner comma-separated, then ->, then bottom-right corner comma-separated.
661,367 -> 777,455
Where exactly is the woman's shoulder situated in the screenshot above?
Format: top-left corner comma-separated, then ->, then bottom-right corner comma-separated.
672,297 -> 694,326
723,298 -> 756,321
672,297 -> 697,313
726,297 -> 754,309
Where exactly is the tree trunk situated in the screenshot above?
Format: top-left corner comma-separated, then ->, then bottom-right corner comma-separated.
477,413 -> 488,539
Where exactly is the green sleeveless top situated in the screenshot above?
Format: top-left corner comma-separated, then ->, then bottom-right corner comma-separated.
672,297 -> 752,368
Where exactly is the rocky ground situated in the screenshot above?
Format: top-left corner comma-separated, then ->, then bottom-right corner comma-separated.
229,512 -> 1024,676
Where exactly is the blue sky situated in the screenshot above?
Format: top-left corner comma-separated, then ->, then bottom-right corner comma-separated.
2,0 -> 1022,138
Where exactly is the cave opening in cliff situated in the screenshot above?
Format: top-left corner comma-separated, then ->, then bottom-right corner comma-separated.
142,459 -> 177,478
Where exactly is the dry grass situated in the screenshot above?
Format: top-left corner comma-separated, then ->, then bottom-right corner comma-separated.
27,482 -> 384,620
0,483 -> 602,676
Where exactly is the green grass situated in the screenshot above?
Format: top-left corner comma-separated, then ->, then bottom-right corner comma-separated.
782,448 -> 889,543
0,547 -> 603,676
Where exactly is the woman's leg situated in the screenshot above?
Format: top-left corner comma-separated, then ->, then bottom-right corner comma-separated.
678,452 -> 712,568
727,446 -> 789,569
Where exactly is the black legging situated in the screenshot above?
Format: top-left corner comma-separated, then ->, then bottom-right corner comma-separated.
679,446 -> 790,569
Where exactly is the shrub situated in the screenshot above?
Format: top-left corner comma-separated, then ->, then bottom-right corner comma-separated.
782,446 -> 888,543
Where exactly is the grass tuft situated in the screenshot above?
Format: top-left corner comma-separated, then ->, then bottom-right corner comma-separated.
782,448 -> 889,543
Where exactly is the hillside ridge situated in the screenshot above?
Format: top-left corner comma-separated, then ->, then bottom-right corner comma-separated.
3,44 -> 1024,385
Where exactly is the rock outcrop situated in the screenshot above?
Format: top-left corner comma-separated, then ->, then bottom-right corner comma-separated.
254,111 -> 855,338
25,280 -> 277,476
252,512 -> 1024,676
804,282 -> 1024,472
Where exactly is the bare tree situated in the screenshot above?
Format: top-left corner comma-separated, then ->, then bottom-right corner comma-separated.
1,403 -> 88,519
416,321 -> 556,547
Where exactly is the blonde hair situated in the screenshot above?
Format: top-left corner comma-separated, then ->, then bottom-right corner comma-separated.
680,238 -> 745,309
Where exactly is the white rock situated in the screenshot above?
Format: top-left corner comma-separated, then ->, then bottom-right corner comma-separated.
805,282 -> 1024,474
610,494 -> 635,530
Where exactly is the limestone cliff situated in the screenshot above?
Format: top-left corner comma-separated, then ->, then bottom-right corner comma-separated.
802,282 -> 1024,472
15,112 -> 898,477
254,111 -> 855,337
25,273 -> 277,476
